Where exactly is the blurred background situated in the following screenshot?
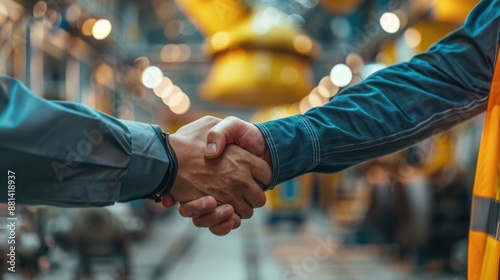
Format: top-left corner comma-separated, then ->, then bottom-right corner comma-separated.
0,0 -> 484,279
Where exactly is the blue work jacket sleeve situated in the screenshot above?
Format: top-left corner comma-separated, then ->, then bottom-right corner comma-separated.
0,76 -> 170,207
256,0 -> 500,189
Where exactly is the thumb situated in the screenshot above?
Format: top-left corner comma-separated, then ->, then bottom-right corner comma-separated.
205,117 -> 247,159
161,194 -> 176,208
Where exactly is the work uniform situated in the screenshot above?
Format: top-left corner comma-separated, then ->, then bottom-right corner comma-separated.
0,77 -> 171,206
256,0 -> 499,278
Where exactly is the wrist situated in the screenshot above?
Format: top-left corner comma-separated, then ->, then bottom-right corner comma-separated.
148,131 -> 178,202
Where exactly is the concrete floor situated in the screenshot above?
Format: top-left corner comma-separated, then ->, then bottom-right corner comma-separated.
4,208 -> 465,280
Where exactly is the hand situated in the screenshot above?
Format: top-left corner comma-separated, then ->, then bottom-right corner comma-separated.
204,116 -> 271,168
167,116 -> 270,219
176,116 -> 272,234
161,196 -> 241,236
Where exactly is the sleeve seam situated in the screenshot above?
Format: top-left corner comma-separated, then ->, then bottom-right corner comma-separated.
323,96 -> 487,155
298,115 -> 321,171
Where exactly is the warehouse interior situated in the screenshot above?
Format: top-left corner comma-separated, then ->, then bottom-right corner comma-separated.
0,0 -> 485,279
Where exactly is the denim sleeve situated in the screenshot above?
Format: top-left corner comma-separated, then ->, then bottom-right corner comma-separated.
0,76 -> 170,207
257,0 -> 500,189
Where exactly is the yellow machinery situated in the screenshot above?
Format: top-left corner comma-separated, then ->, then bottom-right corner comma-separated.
175,0 -> 319,106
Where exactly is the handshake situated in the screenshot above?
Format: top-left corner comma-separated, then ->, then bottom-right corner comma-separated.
159,116 -> 272,236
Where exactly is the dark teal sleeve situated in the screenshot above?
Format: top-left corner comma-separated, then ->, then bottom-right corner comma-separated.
257,0 -> 499,188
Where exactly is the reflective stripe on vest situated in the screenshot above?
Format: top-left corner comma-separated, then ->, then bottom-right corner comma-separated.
468,49 -> 500,280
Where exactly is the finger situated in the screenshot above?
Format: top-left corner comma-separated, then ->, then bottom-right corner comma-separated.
231,213 -> 242,229
244,186 -> 267,209
215,146 -> 262,218
238,151 -> 270,207
178,196 -> 217,218
247,154 -> 272,186
161,194 -> 176,208
209,219 -> 234,236
205,117 -> 251,159
233,202 -> 254,219
192,204 -> 234,228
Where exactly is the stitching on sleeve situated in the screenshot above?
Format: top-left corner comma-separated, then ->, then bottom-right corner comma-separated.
324,96 -> 487,155
298,115 -> 321,170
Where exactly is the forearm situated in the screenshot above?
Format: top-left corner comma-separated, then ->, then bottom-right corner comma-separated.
0,76 -> 172,207
257,0 -> 499,188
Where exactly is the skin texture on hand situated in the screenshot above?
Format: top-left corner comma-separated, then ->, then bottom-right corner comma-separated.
167,116 -> 270,220
175,116 -> 272,235
162,195 -> 241,236
205,116 -> 271,168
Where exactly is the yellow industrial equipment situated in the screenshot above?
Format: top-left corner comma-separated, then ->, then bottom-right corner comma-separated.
175,1 -> 319,106
174,0 -> 251,35
431,0 -> 480,24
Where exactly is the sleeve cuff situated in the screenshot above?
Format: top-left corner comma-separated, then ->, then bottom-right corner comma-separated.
255,115 -> 321,190
118,120 -> 170,202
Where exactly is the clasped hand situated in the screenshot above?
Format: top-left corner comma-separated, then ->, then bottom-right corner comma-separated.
161,116 -> 271,236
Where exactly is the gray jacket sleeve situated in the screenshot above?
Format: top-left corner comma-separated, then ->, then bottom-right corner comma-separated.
0,76 -> 170,207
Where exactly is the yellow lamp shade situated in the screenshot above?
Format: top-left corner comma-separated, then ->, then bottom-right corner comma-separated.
251,104 -> 301,123
203,8 -> 319,59
201,49 -> 313,106
174,0 -> 251,35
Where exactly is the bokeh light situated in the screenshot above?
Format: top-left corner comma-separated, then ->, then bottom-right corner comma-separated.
92,19 -> 112,40
329,64 -> 352,87
81,18 -> 97,36
307,92 -> 323,107
346,53 -> 365,74
360,63 -> 387,80
153,77 -> 174,98
252,7 -> 283,35
162,86 -> 183,107
318,76 -> 339,98
66,4 -> 81,23
0,3 -> 8,25
404,27 -> 422,48
293,35 -> 313,55
161,44 -> 191,62
33,1 -> 47,19
141,66 -> 163,89
211,32 -> 230,51
170,96 -> 191,115
134,57 -> 151,70
380,12 -> 400,34
299,96 -> 311,113
165,91 -> 184,107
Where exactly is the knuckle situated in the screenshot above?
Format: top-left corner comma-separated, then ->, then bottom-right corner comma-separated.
178,206 -> 191,217
210,227 -> 229,236
232,215 -> 242,229
232,220 -> 241,229
192,218 -> 205,228
226,116 -> 238,122
256,193 -> 267,208
241,208 -> 253,219
203,116 -> 221,126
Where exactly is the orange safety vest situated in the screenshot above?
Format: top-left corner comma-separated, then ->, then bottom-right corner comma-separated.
468,50 -> 500,279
